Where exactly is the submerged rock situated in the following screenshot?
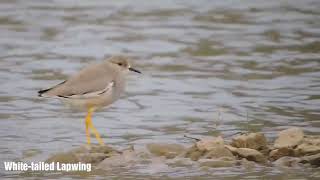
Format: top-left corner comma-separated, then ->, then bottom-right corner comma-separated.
226,145 -> 266,163
203,146 -> 235,160
184,145 -> 206,161
294,136 -> 320,156
46,152 -> 79,164
224,145 -> 238,153
199,158 -> 236,168
22,149 -> 42,159
231,133 -> 268,150
166,158 -> 194,167
269,147 -> 295,161
146,143 -> 185,159
274,127 -> 304,149
97,148 -> 138,169
196,136 -> 224,151
273,156 -> 301,167
237,158 -> 256,169
46,144 -> 118,164
141,157 -> 171,174
300,153 -> 320,167
236,148 -> 267,163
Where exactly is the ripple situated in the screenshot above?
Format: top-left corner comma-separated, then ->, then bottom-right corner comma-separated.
0,0 -> 319,179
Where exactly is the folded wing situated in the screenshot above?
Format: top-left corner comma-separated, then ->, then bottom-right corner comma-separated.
38,62 -> 117,98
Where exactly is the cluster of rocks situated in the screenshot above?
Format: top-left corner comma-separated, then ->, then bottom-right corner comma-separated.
182,127 -> 320,168
270,127 -> 320,167
46,127 -> 320,171
183,127 -> 320,168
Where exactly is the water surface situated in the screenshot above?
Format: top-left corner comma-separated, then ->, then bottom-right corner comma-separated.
0,0 -> 320,179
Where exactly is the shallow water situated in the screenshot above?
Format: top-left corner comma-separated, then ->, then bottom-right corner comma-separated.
0,0 -> 320,179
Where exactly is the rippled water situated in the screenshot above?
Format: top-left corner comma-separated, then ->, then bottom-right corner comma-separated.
0,0 -> 320,179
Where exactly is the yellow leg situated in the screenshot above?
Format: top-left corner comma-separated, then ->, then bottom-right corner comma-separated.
85,111 -> 91,145
85,107 -> 105,146
88,120 -> 105,146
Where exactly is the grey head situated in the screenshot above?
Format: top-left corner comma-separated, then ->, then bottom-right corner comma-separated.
108,56 -> 141,74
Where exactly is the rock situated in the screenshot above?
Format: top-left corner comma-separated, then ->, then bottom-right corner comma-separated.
274,127 -> 304,148
184,145 -> 205,161
46,144 -> 118,164
71,144 -> 116,154
184,145 -> 197,155
76,153 -> 110,164
146,143 -> 185,159
269,148 -> 294,161
273,156 -> 301,167
196,137 -> 235,160
236,148 -> 267,163
189,151 -> 204,161
225,145 -> 238,153
97,149 -> 137,169
300,153 -> 320,167
187,150 -> 205,161
237,158 -> 256,169
225,145 -> 267,163
196,136 -> 224,151
203,146 -> 235,160
46,152 -> 79,164
199,158 -> 236,168
143,157 -> 169,174
166,158 -> 194,167
260,145 -> 272,156
231,133 -> 268,150
184,137 -> 234,161
294,136 -> 320,156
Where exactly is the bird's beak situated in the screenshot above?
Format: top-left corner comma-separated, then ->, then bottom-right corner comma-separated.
129,67 -> 141,74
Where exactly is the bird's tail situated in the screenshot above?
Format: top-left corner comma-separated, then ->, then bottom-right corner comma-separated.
38,80 -> 66,97
38,88 -> 52,97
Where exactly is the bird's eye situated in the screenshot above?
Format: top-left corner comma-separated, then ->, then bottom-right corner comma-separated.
118,63 -> 122,66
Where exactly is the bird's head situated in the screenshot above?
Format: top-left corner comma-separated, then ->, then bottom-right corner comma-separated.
109,55 -> 141,74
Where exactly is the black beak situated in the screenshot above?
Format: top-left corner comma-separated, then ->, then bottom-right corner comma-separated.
129,67 -> 141,74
